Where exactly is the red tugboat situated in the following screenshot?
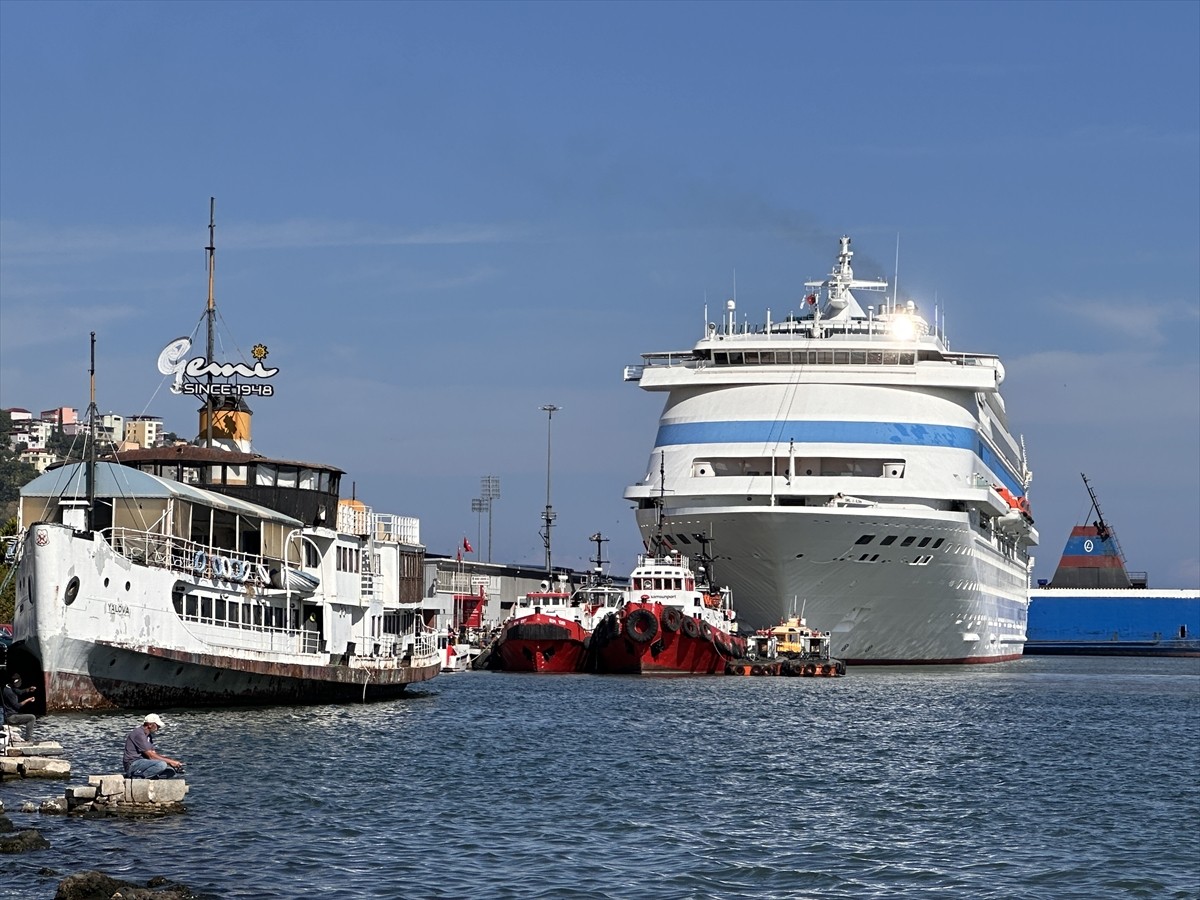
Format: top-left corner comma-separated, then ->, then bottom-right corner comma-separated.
591,536 -> 744,675
492,534 -> 625,673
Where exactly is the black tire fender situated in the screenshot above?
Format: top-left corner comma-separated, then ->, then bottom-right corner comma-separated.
625,608 -> 659,644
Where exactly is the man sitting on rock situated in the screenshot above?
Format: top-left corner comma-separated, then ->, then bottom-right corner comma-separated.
2,673 -> 37,743
123,714 -> 185,779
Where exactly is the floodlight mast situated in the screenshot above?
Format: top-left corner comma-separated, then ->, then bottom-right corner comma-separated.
481,475 -> 500,563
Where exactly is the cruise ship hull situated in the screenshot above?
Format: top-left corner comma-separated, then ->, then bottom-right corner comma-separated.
635,504 -> 1029,664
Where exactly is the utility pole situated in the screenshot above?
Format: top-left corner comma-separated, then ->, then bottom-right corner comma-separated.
539,405 -> 560,579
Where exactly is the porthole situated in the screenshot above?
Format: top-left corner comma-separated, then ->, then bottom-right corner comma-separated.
125,581 -> 131,592
63,576 -> 80,606
103,577 -> 110,588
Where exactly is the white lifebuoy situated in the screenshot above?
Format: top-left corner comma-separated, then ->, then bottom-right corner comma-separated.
233,559 -> 249,582
255,563 -> 270,585
216,556 -> 233,580
193,550 -> 207,575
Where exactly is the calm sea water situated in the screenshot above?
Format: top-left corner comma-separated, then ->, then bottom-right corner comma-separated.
2,655 -> 1198,900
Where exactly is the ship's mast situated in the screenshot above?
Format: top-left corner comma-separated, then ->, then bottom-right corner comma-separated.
589,531 -> 609,578
539,404 -> 559,578
204,197 -> 216,449
85,331 -> 98,529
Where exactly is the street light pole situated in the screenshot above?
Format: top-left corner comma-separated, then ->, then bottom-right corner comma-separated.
539,405 -> 560,579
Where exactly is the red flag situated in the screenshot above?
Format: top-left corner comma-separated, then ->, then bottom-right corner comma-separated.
463,537 -> 473,553
456,548 -> 462,562
806,293 -> 817,305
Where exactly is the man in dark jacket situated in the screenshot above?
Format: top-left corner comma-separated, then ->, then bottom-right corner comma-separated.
2,674 -> 37,742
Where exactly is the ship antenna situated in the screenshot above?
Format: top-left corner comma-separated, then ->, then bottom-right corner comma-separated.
892,233 -> 900,307
85,331 -> 98,529
204,197 -> 216,449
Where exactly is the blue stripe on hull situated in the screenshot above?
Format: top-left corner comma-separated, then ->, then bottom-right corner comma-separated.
653,420 -> 1026,495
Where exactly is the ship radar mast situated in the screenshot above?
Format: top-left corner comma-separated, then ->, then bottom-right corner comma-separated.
539,404 -> 560,578
804,235 -> 888,325
588,531 -> 609,581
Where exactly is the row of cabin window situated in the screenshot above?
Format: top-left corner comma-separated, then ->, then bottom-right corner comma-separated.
713,349 -> 917,367
175,594 -> 299,630
856,535 -> 944,549
253,464 -> 336,492
632,577 -> 695,591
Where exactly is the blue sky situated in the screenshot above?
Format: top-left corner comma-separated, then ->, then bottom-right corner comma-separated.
2,1 -> 1197,586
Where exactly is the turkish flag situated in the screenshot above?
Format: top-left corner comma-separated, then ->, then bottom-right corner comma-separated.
463,537 -> 473,553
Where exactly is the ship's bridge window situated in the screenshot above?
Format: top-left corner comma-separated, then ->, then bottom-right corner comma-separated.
834,350 -> 850,365
851,351 -> 867,365
276,467 -> 298,489
674,533 -> 692,544
255,464 -> 276,486
855,535 -> 874,545
867,351 -> 883,365
880,535 -> 897,546
918,537 -> 931,547
932,538 -> 944,548
727,352 -> 743,365
299,469 -> 318,490
900,536 -> 916,547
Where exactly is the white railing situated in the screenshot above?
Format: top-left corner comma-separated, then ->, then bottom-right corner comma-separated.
105,527 -> 276,588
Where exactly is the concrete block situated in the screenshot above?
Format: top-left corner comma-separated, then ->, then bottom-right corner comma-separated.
66,785 -> 98,804
13,743 -> 65,757
147,779 -> 188,803
90,774 -> 125,796
18,757 -> 71,776
128,778 -> 188,804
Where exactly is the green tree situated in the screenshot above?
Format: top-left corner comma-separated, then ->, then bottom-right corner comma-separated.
0,410 -> 39,505
0,516 -> 17,623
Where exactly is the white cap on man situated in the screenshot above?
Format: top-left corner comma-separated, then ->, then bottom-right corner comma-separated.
144,713 -> 165,728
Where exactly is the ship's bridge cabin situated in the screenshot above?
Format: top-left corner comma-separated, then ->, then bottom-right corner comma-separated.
110,446 -> 342,529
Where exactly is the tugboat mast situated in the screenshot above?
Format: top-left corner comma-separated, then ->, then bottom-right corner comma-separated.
539,404 -> 560,579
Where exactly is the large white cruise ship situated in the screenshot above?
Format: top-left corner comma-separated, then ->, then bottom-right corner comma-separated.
623,236 -> 1037,664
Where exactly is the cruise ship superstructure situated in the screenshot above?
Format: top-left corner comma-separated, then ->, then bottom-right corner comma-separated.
623,236 -> 1037,663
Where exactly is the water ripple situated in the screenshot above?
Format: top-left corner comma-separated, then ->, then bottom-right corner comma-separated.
1,656 -> 1197,898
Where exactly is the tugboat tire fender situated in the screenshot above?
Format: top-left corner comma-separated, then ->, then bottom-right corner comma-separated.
680,616 -> 700,639
626,609 -> 659,643
661,607 -> 682,632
